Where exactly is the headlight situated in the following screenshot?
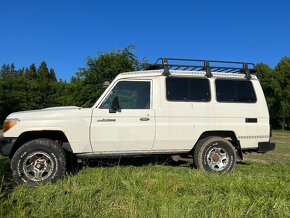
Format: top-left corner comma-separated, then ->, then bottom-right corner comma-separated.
3,118 -> 20,133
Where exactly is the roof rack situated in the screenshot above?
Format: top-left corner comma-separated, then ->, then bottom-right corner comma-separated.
146,58 -> 256,79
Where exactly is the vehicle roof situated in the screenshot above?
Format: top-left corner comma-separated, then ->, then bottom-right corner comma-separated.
117,70 -> 258,80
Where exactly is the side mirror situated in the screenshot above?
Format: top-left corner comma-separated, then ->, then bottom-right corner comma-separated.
109,96 -> 120,113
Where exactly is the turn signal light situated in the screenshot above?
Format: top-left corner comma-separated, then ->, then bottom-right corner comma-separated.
3,119 -> 19,133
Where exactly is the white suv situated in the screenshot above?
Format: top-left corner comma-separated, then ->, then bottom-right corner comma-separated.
0,58 -> 275,185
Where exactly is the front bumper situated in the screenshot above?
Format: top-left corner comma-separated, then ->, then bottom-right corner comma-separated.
0,137 -> 17,156
257,142 -> 276,153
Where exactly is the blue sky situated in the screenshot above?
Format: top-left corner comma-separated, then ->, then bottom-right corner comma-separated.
1,0 -> 290,81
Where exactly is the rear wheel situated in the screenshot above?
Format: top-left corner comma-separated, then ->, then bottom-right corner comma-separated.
193,137 -> 236,172
11,139 -> 66,185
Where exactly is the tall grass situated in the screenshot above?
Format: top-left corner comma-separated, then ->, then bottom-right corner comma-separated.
0,131 -> 289,217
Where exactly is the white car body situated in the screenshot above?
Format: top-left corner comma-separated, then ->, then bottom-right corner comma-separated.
3,70 -> 271,156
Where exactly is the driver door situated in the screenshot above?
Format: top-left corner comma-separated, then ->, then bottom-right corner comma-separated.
90,80 -> 155,153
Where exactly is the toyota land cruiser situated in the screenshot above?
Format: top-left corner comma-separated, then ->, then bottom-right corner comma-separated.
0,58 -> 275,185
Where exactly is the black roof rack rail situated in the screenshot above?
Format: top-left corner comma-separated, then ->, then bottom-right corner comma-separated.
146,58 -> 256,79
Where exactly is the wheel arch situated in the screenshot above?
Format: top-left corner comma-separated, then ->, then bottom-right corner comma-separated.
9,130 -> 71,158
192,130 -> 243,160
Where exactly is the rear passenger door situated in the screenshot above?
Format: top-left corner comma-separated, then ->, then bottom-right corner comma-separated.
153,76 -> 212,152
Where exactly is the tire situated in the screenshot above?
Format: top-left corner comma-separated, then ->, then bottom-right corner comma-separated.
193,137 -> 236,173
11,139 -> 66,185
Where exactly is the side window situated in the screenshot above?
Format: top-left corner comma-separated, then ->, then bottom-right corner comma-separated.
215,79 -> 256,103
100,81 -> 151,109
166,77 -> 210,101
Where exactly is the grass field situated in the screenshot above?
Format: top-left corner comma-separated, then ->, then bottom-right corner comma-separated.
0,131 -> 289,217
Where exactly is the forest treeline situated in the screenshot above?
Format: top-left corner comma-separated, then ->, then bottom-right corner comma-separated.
0,47 -> 289,129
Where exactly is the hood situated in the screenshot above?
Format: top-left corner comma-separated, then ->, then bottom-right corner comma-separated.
6,106 -> 86,120
40,106 -> 80,111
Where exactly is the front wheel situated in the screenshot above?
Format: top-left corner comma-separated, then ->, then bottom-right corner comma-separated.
11,139 -> 66,185
193,137 -> 236,172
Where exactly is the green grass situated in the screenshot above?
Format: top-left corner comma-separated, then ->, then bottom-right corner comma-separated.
0,131 -> 289,217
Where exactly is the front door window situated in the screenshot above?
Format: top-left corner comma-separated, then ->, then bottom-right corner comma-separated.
100,81 -> 150,109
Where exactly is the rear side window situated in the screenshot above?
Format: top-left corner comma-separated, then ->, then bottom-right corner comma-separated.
215,79 -> 256,103
166,77 -> 210,101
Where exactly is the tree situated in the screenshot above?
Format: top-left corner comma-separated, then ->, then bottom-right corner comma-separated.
73,46 -> 142,106
274,57 -> 290,130
25,64 -> 37,79
49,69 -> 57,81
0,63 -> 16,77
0,62 -> 61,123
255,63 -> 279,127
37,61 -> 50,80
35,61 -> 59,108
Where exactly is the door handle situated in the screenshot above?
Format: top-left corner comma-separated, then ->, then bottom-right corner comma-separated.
140,118 -> 150,121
